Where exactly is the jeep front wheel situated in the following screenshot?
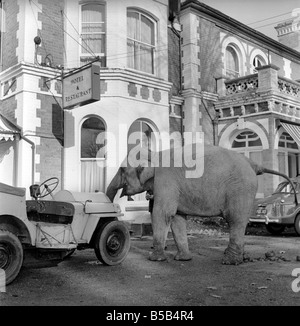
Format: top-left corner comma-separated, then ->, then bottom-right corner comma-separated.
0,230 -> 23,285
94,221 -> 130,266
294,215 -> 300,236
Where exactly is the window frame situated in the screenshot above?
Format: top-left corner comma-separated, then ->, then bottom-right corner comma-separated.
80,115 -> 106,159
278,131 -> 300,177
231,130 -> 264,196
252,55 -> 266,73
127,8 -> 157,75
79,2 -> 107,67
231,130 -> 262,150
225,45 -> 240,79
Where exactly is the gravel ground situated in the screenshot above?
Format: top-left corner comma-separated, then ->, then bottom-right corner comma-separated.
1,216 -> 300,307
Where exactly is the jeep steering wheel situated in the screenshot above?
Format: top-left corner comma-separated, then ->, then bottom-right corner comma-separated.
35,177 -> 59,199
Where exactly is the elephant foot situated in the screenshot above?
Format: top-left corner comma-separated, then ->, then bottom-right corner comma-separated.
174,251 -> 192,261
149,251 -> 167,262
222,245 -> 243,265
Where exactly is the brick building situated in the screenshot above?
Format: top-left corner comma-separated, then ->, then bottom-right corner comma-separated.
0,0 -> 64,189
177,0 -> 300,197
1,0 -> 300,217
0,0 -> 183,221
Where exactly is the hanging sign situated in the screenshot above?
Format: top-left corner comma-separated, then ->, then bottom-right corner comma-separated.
63,62 -> 100,109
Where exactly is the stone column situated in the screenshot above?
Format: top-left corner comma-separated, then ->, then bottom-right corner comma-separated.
256,64 -> 280,93
215,75 -> 228,96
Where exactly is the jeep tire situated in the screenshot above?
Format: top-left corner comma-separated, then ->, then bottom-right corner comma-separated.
0,229 -> 23,285
94,221 -> 130,265
294,214 -> 300,236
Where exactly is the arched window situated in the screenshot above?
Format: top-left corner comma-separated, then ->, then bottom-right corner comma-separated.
127,9 -> 156,74
225,45 -> 239,78
232,130 -> 262,149
232,130 -> 263,195
80,116 -> 106,192
127,120 -> 156,202
81,117 -> 106,158
278,131 -> 300,178
252,55 -> 266,73
127,120 -> 156,155
80,3 -> 106,66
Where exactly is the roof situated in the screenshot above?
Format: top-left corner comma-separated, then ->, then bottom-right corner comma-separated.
0,113 -> 21,141
180,0 -> 300,62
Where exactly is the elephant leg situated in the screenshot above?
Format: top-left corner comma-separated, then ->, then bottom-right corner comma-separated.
149,203 -> 173,262
171,215 -> 192,261
223,227 -> 245,265
223,200 -> 252,265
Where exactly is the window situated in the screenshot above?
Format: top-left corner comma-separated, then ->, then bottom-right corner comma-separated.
127,120 -> 156,155
81,117 -> 105,158
225,45 -> 239,79
127,9 -> 156,74
80,3 -> 106,66
279,132 -> 298,150
278,132 -> 299,178
81,117 -> 106,192
232,131 -> 262,149
127,120 -> 156,202
225,46 -> 239,78
231,130 -> 263,195
252,55 -> 265,73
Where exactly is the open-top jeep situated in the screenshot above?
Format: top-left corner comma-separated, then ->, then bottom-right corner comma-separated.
0,177 -> 131,285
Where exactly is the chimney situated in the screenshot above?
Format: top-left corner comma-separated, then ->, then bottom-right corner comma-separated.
275,9 -> 300,52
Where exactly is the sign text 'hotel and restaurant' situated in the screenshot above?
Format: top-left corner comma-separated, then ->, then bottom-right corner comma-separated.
63,63 -> 100,109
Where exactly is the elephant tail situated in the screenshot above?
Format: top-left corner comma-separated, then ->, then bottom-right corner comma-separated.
249,160 -> 298,206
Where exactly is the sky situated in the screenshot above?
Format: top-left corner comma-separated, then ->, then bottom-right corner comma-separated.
199,0 -> 300,40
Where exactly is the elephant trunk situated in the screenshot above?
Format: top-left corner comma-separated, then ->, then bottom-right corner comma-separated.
106,168 -> 123,202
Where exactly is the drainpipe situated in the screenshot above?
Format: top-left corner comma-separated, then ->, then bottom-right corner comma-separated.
20,134 -> 35,185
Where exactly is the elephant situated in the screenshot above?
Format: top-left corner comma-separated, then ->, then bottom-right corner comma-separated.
106,144 -> 297,265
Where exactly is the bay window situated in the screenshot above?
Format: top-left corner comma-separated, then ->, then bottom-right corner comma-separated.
127,9 -> 156,74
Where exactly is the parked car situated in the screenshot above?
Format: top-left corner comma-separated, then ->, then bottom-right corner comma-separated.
0,177 -> 131,285
249,176 -> 300,235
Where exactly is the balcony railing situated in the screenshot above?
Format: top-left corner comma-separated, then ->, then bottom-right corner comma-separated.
225,74 -> 258,95
216,65 -> 300,120
278,76 -> 300,98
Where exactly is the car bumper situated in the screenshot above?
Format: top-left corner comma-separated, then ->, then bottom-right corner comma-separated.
249,215 -> 295,225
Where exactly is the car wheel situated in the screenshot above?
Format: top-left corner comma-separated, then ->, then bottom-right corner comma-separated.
94,221 -> 131,266
294,215 -> 300,236
0,229 -> 23,285
265,224 -> 285,235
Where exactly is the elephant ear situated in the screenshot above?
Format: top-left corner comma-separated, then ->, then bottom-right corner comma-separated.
136,166 -> 155,185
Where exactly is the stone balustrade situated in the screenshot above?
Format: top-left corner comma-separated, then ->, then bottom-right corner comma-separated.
216,100 -> 300,119
225,74 -> 258,95
216,64 -> 300,121
278,77 -> 300,98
